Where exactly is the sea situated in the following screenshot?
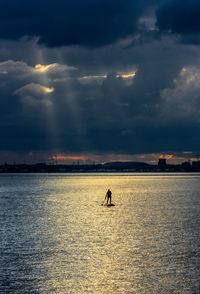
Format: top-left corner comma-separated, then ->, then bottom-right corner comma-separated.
0,173 -> 200,294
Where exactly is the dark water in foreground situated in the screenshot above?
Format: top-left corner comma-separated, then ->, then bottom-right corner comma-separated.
0,173 -> 200,294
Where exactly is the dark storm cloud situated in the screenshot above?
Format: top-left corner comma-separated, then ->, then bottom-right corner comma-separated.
1,19 -> 200,161
0,0 -> 156,47
156,0 -> 200,44
1,34 -> 200,156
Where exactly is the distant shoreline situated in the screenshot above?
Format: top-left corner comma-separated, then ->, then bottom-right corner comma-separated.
0,166 -> 200,174
1,160 -> 200,173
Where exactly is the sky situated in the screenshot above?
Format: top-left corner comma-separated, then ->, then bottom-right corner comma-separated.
1,0 -> 200,164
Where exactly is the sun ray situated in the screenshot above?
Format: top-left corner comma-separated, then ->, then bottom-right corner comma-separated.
52,48 -> 91,154
32,46 -> 61,152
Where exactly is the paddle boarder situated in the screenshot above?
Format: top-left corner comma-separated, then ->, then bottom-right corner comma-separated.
105,189 -> 112,205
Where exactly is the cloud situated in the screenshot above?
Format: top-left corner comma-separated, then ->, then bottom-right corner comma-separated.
0,60 -> 31,76
1,28 -> 200,158
78,71 -> 136,84
14,83 -> 54,107
15,83 -> 54,95
156,0 -> 200,44
0,60 -> 76,77
0,0 -> 156,47
34,63 -> 76,73
161,66 -> 200,121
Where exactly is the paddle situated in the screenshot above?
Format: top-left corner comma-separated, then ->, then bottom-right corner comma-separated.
101,199 -> 105,206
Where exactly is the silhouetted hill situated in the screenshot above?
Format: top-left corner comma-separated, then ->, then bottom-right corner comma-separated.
103,161 -> 151,168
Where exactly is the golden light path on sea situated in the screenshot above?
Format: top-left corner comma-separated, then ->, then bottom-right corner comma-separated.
27,173 -> 198,293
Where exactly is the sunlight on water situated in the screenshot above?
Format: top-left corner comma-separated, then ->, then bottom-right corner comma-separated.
0,173 -> 200,293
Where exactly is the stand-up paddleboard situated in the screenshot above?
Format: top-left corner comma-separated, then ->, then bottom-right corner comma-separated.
101,203 -> 115,206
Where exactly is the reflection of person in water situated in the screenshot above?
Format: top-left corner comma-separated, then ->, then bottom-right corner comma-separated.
105,189 -> 112,205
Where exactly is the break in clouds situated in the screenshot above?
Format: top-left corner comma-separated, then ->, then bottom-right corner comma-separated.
0,0 -> 200,162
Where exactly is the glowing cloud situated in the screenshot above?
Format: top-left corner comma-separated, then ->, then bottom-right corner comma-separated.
79,75 -> 107,80
34,63 -> 76,73
43,86 -> 54,93
117,71 -> 136,78
50,155 -> 88,161
14,83 -> 54,96
0,60 -> 76,77
14,83 -> 54,107
159,154 -> 173,160
79,71 -> 136,81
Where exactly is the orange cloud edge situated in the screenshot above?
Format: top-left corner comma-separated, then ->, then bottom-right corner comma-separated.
48,152 -> 197,165
0,151 -> 198,165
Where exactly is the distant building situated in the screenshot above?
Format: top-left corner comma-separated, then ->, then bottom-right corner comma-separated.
158,158 -> 167,167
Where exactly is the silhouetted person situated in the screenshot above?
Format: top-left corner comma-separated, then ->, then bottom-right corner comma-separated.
105,189 -> 112,205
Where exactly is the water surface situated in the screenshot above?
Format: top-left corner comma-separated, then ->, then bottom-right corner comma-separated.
0,173 -> 200,293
